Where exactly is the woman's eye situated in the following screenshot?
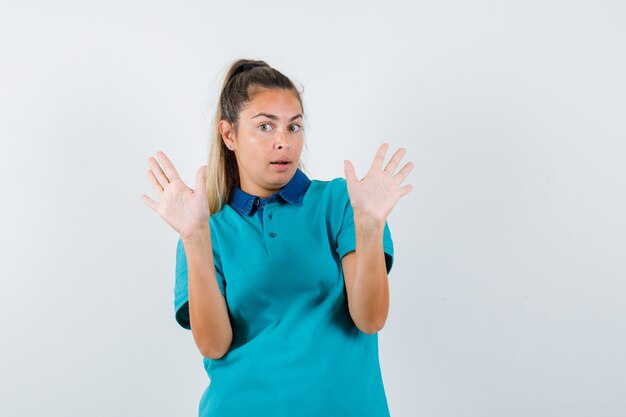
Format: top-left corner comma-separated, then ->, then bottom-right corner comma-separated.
259,123 -> 273,132
289,124 -> 301,132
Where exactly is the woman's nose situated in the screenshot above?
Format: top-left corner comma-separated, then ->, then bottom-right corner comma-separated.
275,129 -> 289,150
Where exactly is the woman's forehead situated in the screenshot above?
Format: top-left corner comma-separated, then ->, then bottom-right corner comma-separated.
242,89 -> 302,117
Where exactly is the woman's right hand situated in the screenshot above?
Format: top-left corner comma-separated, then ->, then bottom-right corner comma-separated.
141,151 -> 210,239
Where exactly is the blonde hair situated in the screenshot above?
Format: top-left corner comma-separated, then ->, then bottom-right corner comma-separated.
205,59 -> 308,215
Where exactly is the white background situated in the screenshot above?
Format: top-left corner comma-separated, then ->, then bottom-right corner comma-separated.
1,1 -> 625,416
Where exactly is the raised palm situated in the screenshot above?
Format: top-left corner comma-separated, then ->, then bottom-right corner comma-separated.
141,151 -> 209,239
343,143 -> 414,223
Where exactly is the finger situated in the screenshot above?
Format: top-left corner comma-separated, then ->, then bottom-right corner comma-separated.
344,160 -> 359,184
156,151 -> 182,182
140,193 -> 159,212
370,143 -> 389,172
194,165 -> 207,197
393,162 -> 415,185
147,169 -> 164,194
384,147 -> 406,175
148,156 -> 170,189
399,183 -> 413,198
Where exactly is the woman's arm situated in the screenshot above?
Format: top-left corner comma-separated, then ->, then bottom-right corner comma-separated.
341,218 -> 389,334
341,143 -> 414,333
182,224 -> 233,359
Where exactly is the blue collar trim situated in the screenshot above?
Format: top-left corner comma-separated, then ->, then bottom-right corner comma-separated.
229,167 -> 311,216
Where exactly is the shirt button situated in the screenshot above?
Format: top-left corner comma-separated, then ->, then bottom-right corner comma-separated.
269,232 -> 277,238
254,199 -> 260,206
269,214 -> 273,219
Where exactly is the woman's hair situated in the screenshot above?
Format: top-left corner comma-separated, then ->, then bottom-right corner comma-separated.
205,58 -> 307,215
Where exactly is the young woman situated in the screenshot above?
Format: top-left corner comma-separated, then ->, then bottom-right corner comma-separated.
141,59 -> 413,417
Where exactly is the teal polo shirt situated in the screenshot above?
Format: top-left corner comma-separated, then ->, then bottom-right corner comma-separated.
174,168 -> 395,417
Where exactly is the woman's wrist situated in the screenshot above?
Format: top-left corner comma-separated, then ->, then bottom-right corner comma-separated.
181,222 -> 211,246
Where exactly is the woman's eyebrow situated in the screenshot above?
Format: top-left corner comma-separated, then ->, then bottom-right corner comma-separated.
251,113 -> 302,121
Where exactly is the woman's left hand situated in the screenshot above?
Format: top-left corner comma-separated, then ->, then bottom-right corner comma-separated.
344,143 -> 414,225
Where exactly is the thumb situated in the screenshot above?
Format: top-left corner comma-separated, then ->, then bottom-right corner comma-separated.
344,160 -> 358,184
194,165 -> 207,196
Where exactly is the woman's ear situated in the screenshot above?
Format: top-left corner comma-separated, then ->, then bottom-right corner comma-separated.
219,120 -> 236,150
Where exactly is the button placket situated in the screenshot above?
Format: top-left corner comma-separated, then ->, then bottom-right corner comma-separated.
267,208 -> 276,237
264,205 -> 283,257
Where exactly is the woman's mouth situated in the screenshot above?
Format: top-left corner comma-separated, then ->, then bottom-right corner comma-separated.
270,161 -> 291,171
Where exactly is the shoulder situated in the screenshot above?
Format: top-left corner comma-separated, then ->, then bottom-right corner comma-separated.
307,177 -> 349,204
208,205 -> 235,245
304,178 -> 352,231
208,203 -> 237,232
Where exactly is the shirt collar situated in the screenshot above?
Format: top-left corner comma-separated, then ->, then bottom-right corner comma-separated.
228,167 -> 311,216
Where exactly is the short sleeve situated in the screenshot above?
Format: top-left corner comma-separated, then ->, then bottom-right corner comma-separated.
173,232 -> 227,330
335,179 -> 395,274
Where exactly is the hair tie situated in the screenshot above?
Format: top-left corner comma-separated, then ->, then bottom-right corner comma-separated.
234,63 -> 263,77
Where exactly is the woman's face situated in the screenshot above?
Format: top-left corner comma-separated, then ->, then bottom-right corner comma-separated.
220,87 -> 304,198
